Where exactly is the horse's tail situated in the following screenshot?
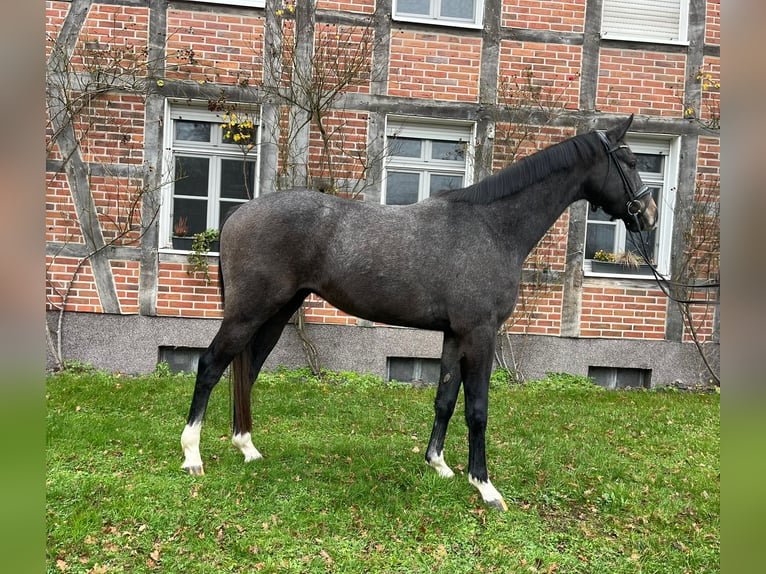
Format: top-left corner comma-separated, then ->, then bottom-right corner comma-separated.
218,202 -> 252,435
231,344 -> 253,436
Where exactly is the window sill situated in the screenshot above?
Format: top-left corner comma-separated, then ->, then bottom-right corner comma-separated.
392,14 -> 483,30
585,260 -> 664,280
599,33 -> 689,47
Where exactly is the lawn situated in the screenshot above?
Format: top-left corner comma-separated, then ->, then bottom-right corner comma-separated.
46,367 -> 719,573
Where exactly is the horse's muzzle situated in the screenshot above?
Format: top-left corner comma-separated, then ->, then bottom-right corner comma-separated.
626,196 -> 658,232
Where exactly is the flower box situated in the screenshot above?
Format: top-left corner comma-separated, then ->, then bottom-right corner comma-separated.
591,260 -> 654,276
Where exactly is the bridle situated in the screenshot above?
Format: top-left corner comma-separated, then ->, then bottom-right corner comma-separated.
594,130 -> 720,305
596,130 -> 652,228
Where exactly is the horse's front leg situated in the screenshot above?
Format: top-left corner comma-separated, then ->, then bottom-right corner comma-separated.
463,336 -> 508,512
425,333 -> 462,478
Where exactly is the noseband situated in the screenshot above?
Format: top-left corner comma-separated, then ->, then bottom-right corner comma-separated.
596,130 -> 651,223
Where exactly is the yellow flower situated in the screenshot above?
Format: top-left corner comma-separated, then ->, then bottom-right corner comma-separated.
276,9 -> 284,16
156,79 -> 165,87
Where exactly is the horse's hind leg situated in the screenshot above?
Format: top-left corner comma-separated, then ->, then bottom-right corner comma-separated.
181,326 -> 245,475
231,291 -> 307,463
425,332 -> 462,478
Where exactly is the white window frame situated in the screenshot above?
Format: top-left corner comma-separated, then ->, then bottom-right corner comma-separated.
584,134 -> 679,278
601,0 -> 690,45
392,0 -> 483,29
159,100 -> 262,253
185,0 -> 265,8
383,117 -> 475,205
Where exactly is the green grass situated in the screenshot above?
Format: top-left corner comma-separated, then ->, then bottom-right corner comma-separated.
47,367 -> 719,573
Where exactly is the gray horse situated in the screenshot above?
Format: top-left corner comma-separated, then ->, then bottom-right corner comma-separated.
181,115 -> 656,511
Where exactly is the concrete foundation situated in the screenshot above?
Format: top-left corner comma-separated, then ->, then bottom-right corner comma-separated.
47,312 -> 718,388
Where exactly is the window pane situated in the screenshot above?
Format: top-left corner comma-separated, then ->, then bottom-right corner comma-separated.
219,201 -> 245,229
222,121 -> 257,147
431,140 -> 466,162
636,153 -> 664,174
397,0 -> 430,16
174,120 -> 211,143
585,222 -> 617,259
173,197 -> 208,236
221,159 -> 256,200
386,172 -> 421,205
174,156 -> 209,197
587,205 -> 613,222
441,0 -> 474,20
389,136 -> 422,158
430,174 -> 463,194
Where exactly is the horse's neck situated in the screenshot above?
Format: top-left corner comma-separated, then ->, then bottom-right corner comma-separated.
494,171 -> 586,252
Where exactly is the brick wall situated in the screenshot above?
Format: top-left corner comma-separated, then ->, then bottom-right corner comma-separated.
86,174 -> 144,245
303,293 -> 356,325
501,0 -> 586,33
313,22 -> 373,94
388,30 -> 482,101
166,9 -> 265,85
74,2 -> 149,62
698,56 -> 721,127
45,1 -> 70,59
307,110 -> 370,184
682,137 -> 720,344
597,49 -> 686,116
504,284 -> 563,336
317,0 -> 374,14
706,0 -> 720,46
111,260 -> 140,315
46,173 -> 82,245
157,263 -> 223,318
498,42 -> 582,111
580,286 -> 668,339
46,257 -> 103,314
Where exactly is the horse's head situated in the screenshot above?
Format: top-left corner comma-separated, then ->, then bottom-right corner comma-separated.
586,115 -> 658,232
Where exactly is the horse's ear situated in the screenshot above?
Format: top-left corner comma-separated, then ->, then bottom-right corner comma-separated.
607,114 -> 634,142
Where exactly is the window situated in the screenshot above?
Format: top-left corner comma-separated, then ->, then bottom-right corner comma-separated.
588,366 -> 652,389
383,119 -> 473,205
388,357 -> 441,385
393,0 -> 483,28
158,346 -> 204,374
161,103 -> 260,251
584,135 -> 678,277
601,0 -> 689,44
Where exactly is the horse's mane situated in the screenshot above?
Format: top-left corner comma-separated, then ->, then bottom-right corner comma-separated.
434,131 -> 602,204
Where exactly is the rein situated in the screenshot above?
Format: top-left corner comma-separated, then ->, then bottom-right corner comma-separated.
596,130 -> 719,305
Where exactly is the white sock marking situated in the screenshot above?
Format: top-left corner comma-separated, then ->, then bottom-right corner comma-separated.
232,432 -> 263,462
469,474 -> 507,510
427,451 -> 455,478
181,422 -> 203,470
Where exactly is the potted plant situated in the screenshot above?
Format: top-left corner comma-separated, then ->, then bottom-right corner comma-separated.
591,250 -> 654,276
172,216 -> 192,251
187,228 -> 220,283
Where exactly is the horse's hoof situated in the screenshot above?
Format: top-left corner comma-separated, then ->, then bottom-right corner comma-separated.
486,497 -> 508,512
182,465 -> 205,476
